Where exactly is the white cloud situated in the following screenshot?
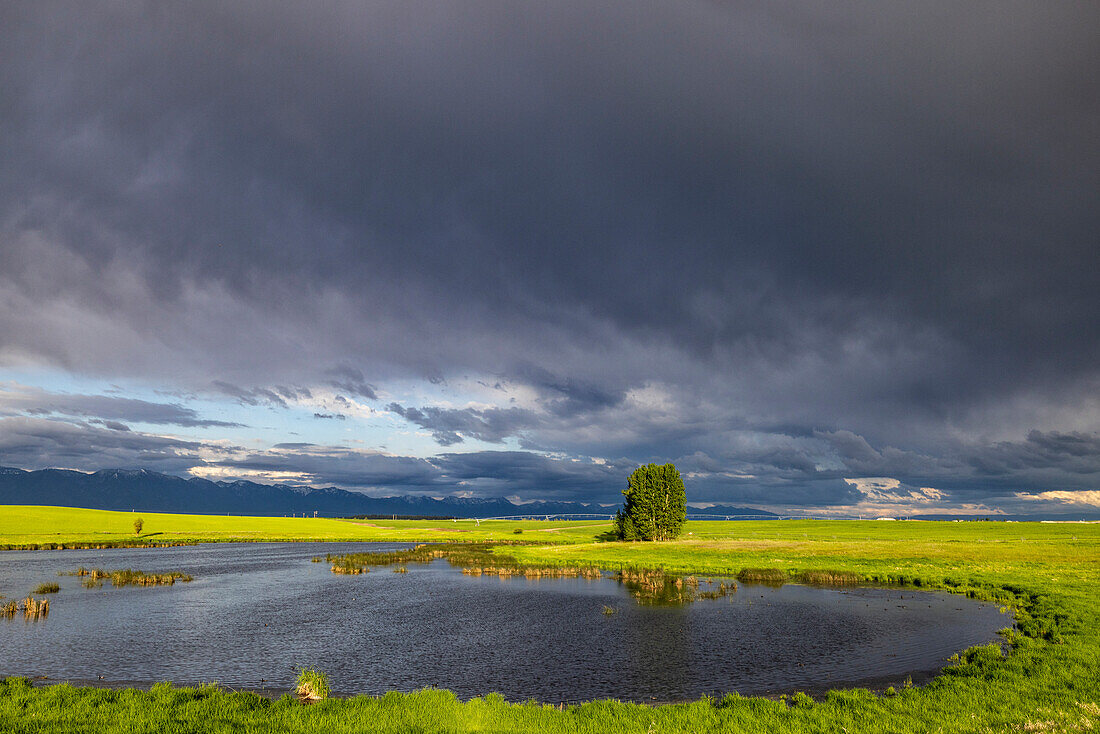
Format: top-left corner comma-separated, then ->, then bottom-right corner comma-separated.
1016,490 -> 1100,508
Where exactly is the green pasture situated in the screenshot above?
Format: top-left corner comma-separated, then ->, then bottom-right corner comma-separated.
1,506 -> 1098,732
0,505 -> 610,548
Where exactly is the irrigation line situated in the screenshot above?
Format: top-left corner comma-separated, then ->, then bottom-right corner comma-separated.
449,513 -> 869,523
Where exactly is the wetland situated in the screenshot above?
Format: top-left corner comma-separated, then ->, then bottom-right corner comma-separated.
0,541 -> 1010,702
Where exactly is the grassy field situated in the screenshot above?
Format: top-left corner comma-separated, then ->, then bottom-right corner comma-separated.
0,505 -> 610,548
1,506 -> 1098,732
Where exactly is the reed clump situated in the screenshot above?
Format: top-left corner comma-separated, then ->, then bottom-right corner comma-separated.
736,568 -> 789,585
698,581 -> 737,600
614,568 -> 735,604
64,568 -> 192,587
460,565 -> 601,579
325,545 -> 441,569
295,667 -> 330,702
61,567 -> 110,580
393,566 -> 408,574
34,583 -> 60,594
325,543 -> 602,582
1,597 -> 49,619
798,570 -> 864,586
22,597 -> 49,618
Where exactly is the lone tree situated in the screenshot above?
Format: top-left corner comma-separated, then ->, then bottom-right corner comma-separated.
614,463 -> 686,541
133,517 -> 143,536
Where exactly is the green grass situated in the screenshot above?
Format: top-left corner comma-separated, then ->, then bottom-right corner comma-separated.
0,505 -> 610,548
295,667 -> 331,701
1,508 -> 1098,732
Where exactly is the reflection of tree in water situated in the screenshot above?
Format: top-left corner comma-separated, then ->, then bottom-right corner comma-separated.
613,570 -> 736,700
622,603 -> 693,700
616,569 -> 735,605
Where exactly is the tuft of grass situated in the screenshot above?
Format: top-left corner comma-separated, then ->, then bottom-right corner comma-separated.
34,582 -> 59,594
612,568 -> 735,604
325,544 -> 604,585
2,597 -> 49,619
64,568 -> 192,587
797,570 -> 863,585
294,668 -> 330,702
736,568 -> 788,585
601,605 -> 617,616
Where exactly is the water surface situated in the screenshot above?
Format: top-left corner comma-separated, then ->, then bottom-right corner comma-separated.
0,542 -> 1010,702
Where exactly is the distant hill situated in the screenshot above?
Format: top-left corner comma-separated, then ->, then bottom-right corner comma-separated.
0,466 -> 773,519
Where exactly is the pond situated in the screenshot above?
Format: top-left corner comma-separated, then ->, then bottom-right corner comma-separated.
0,542 -> 1011,702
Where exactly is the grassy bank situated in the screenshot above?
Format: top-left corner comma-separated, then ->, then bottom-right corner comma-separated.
1,507 -> 1098,732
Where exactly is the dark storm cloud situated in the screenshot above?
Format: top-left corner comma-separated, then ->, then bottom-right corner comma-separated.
0,385 -> 242,428
0,417 -> 211,473
204,444 -> 624,499
387,402 -> 539,446
89,419 -> 131,432
214,446 -> 442,489
1,0 -> 1098,506
210,381 -> 293,408
432,451 -> 632,500
513,366 -> 628,418
325,367 -> 378,401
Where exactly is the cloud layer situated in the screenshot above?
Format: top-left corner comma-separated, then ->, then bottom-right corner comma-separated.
1,1 -> 1098,513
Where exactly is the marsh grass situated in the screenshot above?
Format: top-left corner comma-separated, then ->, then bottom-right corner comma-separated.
697,581 -> 736,600
325,543 -> 604,583
34,582 -> 59,594
63,568 -> 192,587
21,596 -> 48,618
797,570 -> 863,585
295,668 -> 330,702
736,568 -> 788,585
1,597 -> 49,619
613,568 -> 736,604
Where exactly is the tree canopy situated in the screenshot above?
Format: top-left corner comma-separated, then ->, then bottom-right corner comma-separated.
614,463 -> 686,541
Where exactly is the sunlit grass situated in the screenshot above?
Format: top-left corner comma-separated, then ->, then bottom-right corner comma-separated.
0,510 -> 1098,732
295,668 -> 330,702
60,567 -> 192,587
0,505 -> 612,549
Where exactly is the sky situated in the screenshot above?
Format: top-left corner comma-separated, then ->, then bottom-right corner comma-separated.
1,1 -> 1099,517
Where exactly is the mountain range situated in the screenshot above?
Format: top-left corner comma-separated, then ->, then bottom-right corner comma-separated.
0,466 -> 772,519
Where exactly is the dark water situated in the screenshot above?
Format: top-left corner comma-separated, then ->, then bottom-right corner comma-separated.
0,543 -> 1010,702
